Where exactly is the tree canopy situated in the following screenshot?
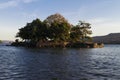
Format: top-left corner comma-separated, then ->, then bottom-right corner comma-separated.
16,13 -> 92,43
44,13 -> 71,42
0,40 -> 2,43
16,19 -> 48,42
44,13 -> 70,26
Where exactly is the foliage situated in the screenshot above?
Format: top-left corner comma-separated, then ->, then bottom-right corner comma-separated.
49,22 -> 70,42
44,13 -> 71,42
76,21 -> 92,42
0,40 -> 2,43
16,13 -> 92,44
15,39 -> 19,43
70,21 -> 92,42
16,19 -> 48,42
44,13 -> 69,26
70,26 -> 82,42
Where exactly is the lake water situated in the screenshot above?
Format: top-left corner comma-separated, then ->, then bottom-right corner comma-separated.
0,45 -> 120,80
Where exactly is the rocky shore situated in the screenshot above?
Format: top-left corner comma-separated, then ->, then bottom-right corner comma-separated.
11,41 -> 104,48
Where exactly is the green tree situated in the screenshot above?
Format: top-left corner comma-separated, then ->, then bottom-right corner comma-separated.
36,21 -> 49,42
16,18 -> 47,42
16,14 -> 92,46
77,21 -> 92,42
48,22 -> 71,42
0,40 -> 2,43
44,13 -> 71,42
70,26 -> 82,42
16,23 -> 32,41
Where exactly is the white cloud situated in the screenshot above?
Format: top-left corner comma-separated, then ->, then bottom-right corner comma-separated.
0,0 -> 17,9
22,0 -> 37,3
0,0 -> 37,9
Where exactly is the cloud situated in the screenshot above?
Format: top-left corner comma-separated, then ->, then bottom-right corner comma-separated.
22,0 -> 37,3
0,0 -> 37,9
87,18 -> 120,36
0,0 -> 17,9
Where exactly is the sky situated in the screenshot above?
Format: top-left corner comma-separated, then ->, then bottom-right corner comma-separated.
0,0 -> 120,40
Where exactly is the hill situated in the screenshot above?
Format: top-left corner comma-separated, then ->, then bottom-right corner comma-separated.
93,33 -> 120,44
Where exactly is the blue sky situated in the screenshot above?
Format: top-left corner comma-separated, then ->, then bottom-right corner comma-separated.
0,0 -> 120,40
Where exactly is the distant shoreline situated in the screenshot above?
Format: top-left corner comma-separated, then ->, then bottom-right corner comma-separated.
93,33 -> 120,44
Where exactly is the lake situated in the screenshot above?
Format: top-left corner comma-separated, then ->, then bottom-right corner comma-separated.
0,45 -> 120,80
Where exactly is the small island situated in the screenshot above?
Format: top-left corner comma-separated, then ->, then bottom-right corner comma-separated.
0,40 -> 2,43
12,13 -> 103,48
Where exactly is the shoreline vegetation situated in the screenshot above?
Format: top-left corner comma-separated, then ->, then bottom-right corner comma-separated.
0,40 -> 2,43
11,13 -> 104,48
11,41 -> 104,48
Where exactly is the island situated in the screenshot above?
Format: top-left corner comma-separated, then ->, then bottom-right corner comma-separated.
0,40 -> 2,43
12,13 -> 104,48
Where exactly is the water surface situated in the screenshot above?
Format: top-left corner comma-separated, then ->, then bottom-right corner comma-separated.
0,45 -> 120,80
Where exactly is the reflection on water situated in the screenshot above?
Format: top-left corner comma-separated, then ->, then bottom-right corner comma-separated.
0,45 -> 120,80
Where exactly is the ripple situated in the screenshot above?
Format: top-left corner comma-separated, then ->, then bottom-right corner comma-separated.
0,45 -> 120,80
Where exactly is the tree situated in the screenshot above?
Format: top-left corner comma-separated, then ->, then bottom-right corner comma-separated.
70,26 -> 82,42
48,22 -> 70,42
0,40 -> 2,43
44,13 -> 69,26
77,21 -> 92,42
16,23 -> 32,41
15,39 -> 19,43
16,19 -> 47,42
16,14 -> 93,46
44,13 -> 71,42
70,21 -> 92,42
31,19 -> 48,42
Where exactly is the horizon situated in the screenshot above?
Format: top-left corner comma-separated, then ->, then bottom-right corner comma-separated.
0,0 -> 120,40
